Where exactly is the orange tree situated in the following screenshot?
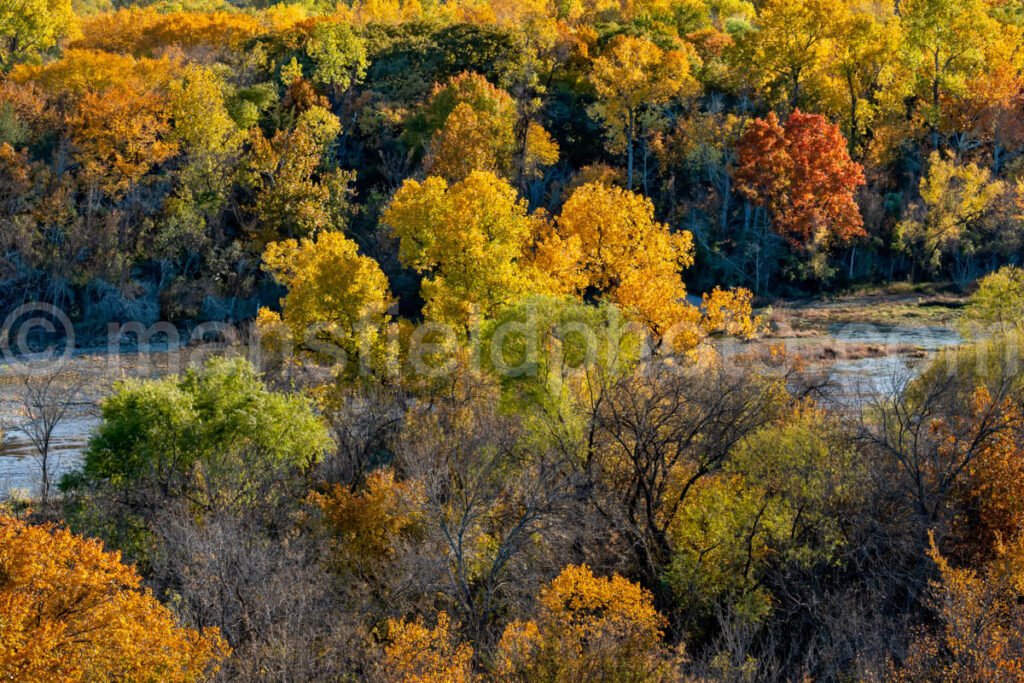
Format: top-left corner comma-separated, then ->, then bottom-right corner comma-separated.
496,564 -> 681,682
0,514 -> 228,682
734,109 -> 865,253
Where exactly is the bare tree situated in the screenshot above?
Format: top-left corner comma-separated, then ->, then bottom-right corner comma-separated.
6,362 -> 89,506
396,375 -> 581,652
590,360 -> 783,592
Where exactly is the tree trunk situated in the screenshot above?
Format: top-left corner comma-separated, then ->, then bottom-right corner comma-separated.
626,111 -> 635,190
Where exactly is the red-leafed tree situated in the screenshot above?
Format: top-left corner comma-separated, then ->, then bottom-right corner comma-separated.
734,110 -> 866,250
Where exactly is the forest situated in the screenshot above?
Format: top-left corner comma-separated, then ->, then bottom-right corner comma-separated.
6,0 -> 1024,680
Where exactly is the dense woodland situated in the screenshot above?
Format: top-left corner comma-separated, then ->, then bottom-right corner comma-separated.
9,0 -> 1024,681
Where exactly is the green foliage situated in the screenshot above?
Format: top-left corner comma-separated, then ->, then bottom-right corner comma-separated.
76,357 -> 331,505
667,405 -> 855,630
305,20 -> 368,93
962,266 -> 1024,337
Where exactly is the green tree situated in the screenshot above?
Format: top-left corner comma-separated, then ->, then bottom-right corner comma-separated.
76,357 -> 331,509
305,20 -> 368,101
962,266 -> 1024,337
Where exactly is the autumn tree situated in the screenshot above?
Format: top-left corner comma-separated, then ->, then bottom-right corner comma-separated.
0,514 -> 228,682
496,564 -> 681,682
73,8 -> 262,61
588,34 -> 698,189
261,230 -> 395,368
864,340 -> 1021,560
0,0 -> 76,71
13,50 -> 179,199
734,110 -> 866,255
948,391 -> 1024,564
163,63 -> 243,256
667,403 -> 855,629
733,0 -> 844,109
897,152 -> 1006,279
408,71 -> 519,182
381,612 -> 473,683
537,181 -> 698,340
382,170 -> 548,329
821,2 -> 899,152
243,105 -> 353,243
308,468 -> 425,579
896,0 -> 999,148
897,535 -> 1024,682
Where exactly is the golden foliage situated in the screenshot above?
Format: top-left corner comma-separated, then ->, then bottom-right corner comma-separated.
308,468 -> 425,572
383,170 -> 549,328
244,106 -> 351,242
897,533 -> 1024,682
539,181 -> 696,337
13,50 -> 180,197
74,8 -> 263,58
0,515 -> 228,682
497,564 -> 681,681
382,612 -> 474,683
420,71 -> 518,182
261,230 -> 394,361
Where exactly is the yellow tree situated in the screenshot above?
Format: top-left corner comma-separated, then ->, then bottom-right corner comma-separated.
820,1 -> 900,153
897,0 -> 999,148
382,612 -> 473,683
13,50 -> 179,199
169,64 -> 241,157
496,564 -> 680,682
588,34 -> 698,189
382,170 -> 547,329
0,0 -> 76,71
897,151 -> 1006,275
164,64 -> 243,252
0,515 -> 228,682
410,71 -> 520,182
261,230 -> 394,364
733,0 -> 845,109
538,181 -> 697,340
244,105 -> 352,243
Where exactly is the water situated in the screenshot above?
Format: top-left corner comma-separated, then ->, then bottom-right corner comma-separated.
825,323 -> 962,403
0,325 -> 964,498
0,347 -> 192,498
0,411 -> 98,496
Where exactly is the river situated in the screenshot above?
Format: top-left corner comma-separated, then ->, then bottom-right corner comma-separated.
0,322 -> 963,499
